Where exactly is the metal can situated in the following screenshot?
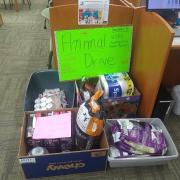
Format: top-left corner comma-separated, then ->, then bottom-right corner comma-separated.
28,147 -> 49,156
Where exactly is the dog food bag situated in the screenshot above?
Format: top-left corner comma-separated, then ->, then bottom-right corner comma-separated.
75,90 -> 104,150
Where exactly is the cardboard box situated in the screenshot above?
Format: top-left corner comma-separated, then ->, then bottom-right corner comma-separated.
18,109 -> 108,179
102,88 -> 141,119
76,82 -> 141,119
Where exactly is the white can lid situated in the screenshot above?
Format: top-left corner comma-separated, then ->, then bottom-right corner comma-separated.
46,97 -> 52,104
35,98 -> 40,104
46,103 -> 53,109
41,97 -> 47,103
34,103 -> 40,109
40,102 -> 46,107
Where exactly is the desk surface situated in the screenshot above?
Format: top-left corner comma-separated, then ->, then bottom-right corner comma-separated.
172,37 -> 180,49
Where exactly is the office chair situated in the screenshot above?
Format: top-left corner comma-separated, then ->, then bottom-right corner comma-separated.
48,51 -> 53,69
47,36 -> 53,69
43,0 -> 52,29
0,14 -> 3,26
3,0 -> 31,9
3,0 -> 13,9
23,0 -> 31,8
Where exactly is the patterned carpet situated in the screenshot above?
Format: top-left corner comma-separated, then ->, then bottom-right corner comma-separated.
0,0 -> 180,180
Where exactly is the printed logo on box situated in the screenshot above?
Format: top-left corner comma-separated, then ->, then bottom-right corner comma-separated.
19,158 -> 36,164
46,161 -> 86,171
46,163 -> 85,171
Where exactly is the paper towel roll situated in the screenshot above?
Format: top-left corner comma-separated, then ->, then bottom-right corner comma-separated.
96,73 -> 134,99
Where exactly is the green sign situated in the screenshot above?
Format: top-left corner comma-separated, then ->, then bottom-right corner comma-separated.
55,26 -> 133,81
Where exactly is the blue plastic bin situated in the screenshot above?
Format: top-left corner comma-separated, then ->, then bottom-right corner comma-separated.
24,70 -> 75,111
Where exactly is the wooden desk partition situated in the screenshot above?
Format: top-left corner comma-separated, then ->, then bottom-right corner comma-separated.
130,8 -> 174,117
50,4 -> 134,68
123,0 -> 141,7
52,0 -> 128,6
49,4 -> 174,118
52,0 -> 76,6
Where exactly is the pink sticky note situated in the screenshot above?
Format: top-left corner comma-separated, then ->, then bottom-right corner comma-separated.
33,111 -> 71,139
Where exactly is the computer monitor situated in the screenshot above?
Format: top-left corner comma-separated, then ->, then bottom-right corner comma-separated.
146,0 -> 179,27
147,0 -> 180,11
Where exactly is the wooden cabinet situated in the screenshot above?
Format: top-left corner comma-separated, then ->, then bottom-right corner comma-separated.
162,46 -> 180,87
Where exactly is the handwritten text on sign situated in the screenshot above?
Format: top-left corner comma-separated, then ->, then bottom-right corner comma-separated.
55,26 -> 133,81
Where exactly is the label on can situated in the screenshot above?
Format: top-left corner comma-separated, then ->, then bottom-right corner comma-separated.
104,74 -> 122,98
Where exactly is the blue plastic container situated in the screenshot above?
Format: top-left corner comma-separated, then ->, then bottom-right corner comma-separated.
24,70 -> 76,111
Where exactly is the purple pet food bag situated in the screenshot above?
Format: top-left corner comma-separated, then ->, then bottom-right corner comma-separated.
110,119 -> 167,158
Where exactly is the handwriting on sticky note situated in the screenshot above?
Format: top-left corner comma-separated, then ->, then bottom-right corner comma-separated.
55,26 -> 133,81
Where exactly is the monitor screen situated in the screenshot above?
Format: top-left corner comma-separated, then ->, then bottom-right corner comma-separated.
147,0 -> 180,10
